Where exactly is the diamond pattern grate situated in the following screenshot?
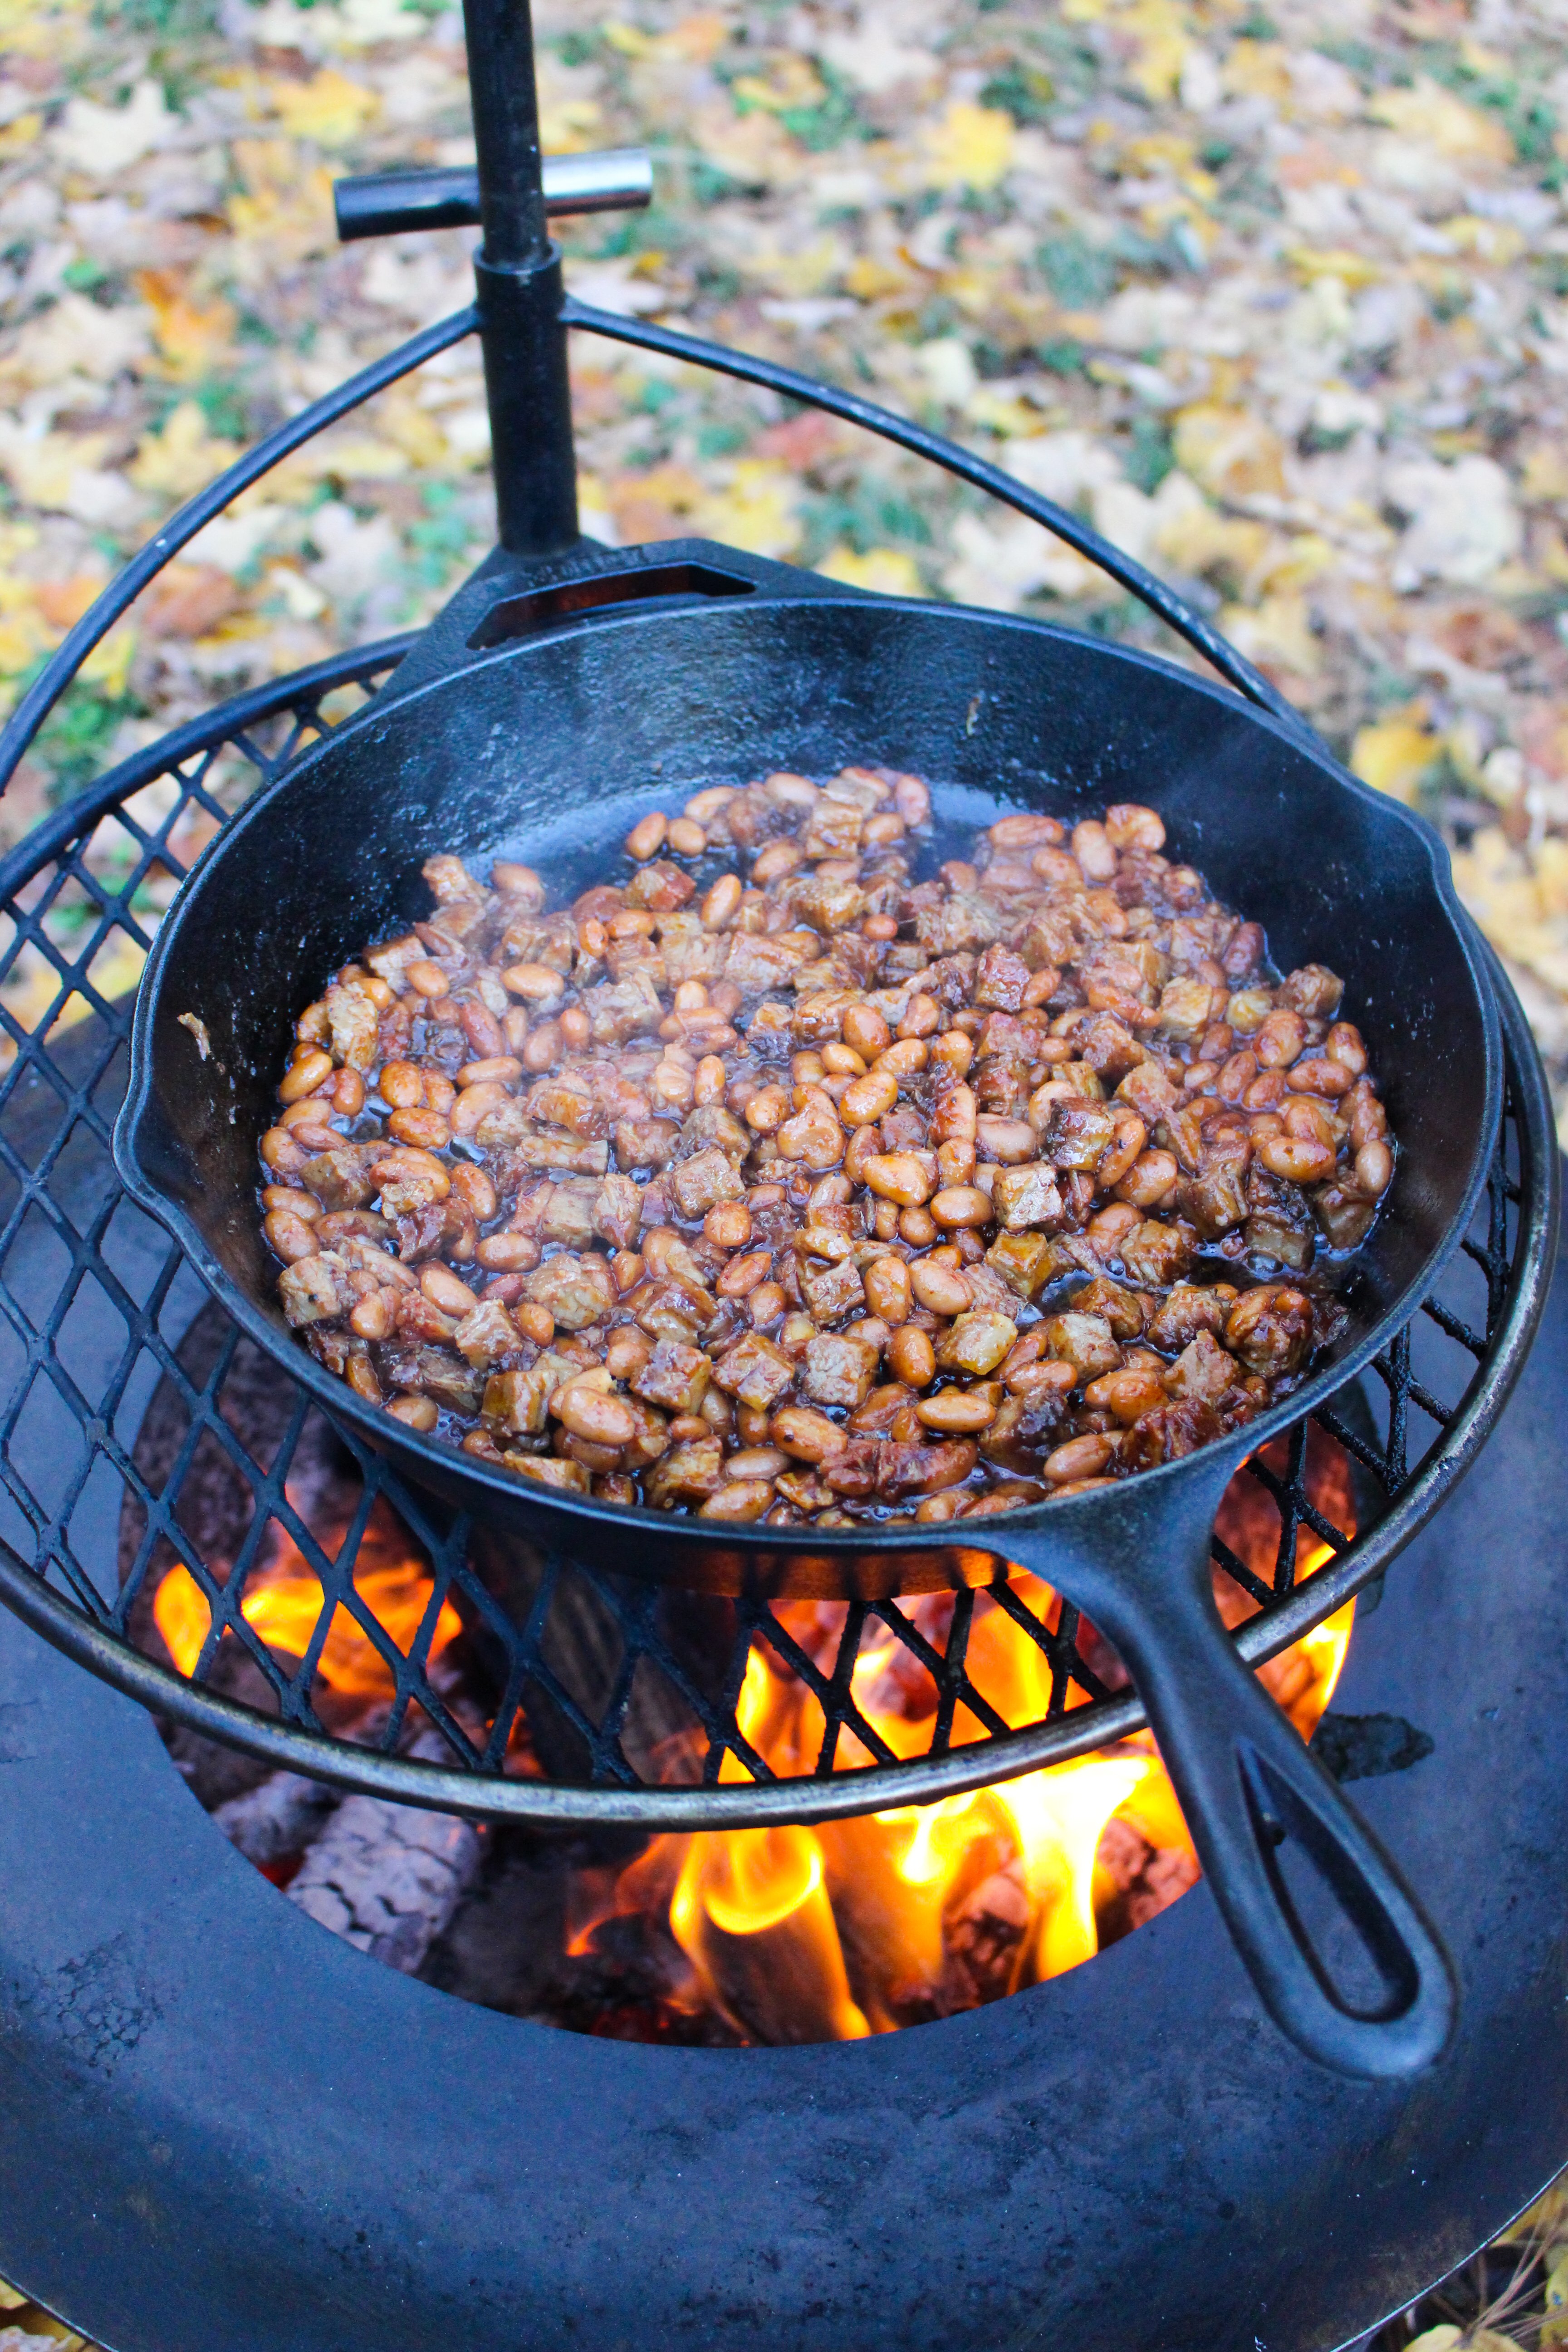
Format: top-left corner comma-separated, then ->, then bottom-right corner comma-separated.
0,642 -> 1551,1827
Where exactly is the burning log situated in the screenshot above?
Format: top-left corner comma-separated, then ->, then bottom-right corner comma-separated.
212,1771 -> 341,1868
287,1734 -> 483,1974
670,1825 -> 870,2045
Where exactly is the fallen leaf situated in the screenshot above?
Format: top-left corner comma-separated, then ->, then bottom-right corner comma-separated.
1172,405 -> 1288,501
1368,77 -> 1514,166
51,78 -> 173,177
1351,708 -> 1440,804
129,402 -> 241,502
817,547 -> 923,596
266,69 -> 380,147
918,101 -> 1017,192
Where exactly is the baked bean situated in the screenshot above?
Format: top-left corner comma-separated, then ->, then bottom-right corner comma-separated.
556,1385 -> 637,1446
440,1170 -> 492,1230
606,1329 -> 652,1380
1286,1056 -> 1353,1098
916,1389 -> 995,1433
476,1233 -> 538,1272
745,1084 -> 789,1133
668,817 -> 706,857
388,1395 -> 439,1432
841,1070 -> 899,1126
685,785 -> 735,823
900,1205 -> 938,1247
1083,1366 -> 1167,1423
863,1152 -> 932,1207
1071,819 -> 1118,881
1097,1110 -> 1148,1191
749,1281 -> 788,1326
279,1049 -> 333,1104
457,1055 -> 522,1089
752,839 -> 803,882
931,1186 -> 991,1229
493,861 -> 543,902
262,1184 -> 318,1219
349,1291 -> 393,1341
875,1037 -> 928,1078
887,1325 -> 937,1387
1254,1009 -> 1307,1068
263,1209 -> 318,1262
705,1201 -> 753,1250
699,1480 -> 775,1521
844,1004 -> 892,1060
1044,1433 -> 1117,1483
1254,1134 -> 1337,1184
863,1255 -> 913,1323
333,1068 -> 365,1117
717,1250 -> 773,1297
503,962 -> 566,1003
1326,1022 -> 1367,1074
701,873 -> 743,929
260,1128 -> 308,1173
1355,1140 -> 1393,1195
515,1302 -> 556,1344
626,811 -> 668,861
1104,802 -> 1165,851
388,1106 -> 451,1151
420,1263 -> 478,1317
899,992 -> 940,1039
910,1259 -> 972,1316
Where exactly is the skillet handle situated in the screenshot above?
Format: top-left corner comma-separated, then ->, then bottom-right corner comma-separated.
1006,1467 -> 1455,2078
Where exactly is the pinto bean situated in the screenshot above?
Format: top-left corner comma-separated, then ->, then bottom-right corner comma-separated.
909,1259 -> 972,1315
555,1385 -> 637,1446
279,1049 -> 333,1104
263,1208 -> 318,1262
916,1388 -> 995,1433
930,1186 -> 991,1229
863,1255 -> 913,1324
863,1152 -> 932,1206
627,811 -> 669,861
841,1070 -> 899,1126
887,1324 -> 936,1387
1355,1140 -> 1393,1195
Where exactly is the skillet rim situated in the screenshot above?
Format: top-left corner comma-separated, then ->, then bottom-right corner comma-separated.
112,587 -> 1504,1563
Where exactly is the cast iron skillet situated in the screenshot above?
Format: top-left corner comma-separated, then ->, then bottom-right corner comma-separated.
115,544 -> 1501,2080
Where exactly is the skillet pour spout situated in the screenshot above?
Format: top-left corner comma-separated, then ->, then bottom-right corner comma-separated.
113,551 -> 1502,2077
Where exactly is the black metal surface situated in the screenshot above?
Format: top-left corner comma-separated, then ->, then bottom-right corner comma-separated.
333,150 -> 652,240
461,0 -> 578,554
2,1201 -> 1566,2352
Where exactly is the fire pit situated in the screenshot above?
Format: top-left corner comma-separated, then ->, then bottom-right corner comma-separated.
0,0 -> 1561,2333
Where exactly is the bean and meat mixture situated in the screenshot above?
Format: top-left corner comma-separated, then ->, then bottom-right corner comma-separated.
257,772 -> 1395,1527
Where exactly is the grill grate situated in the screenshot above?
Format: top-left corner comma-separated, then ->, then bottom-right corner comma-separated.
0,642 -> 1552,1828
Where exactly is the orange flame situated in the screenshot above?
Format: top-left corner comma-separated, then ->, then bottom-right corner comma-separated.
602,1445 -> 1359,2042
152,1504 -> 461,1703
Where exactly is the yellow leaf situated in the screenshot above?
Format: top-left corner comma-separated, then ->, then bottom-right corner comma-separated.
1351,709 -> 1438,805
1171,404 -> 1287,501
696,460 -> 801,559
1439,212 -> 1526,263
1522,446 -> 1568,505
134,271 -> 238,383
128,402 -> 240,501
267,69 -> 380,148
817,546 -> 923,597
919,101 -> 1017,192
1118,0 -> 1192,103
732,54 -> 826,112
80,623 -> 137,698
1289,246 -> 1382,288
538,97 -> 603,153
1223,38 -> 1292,104
1403,2331 -> 1461,2352
1220,592 -> 1319,677
1368,77 -> 1514,165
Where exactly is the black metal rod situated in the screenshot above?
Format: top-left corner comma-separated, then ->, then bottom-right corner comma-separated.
562,297 -> 1313,737
0,306 -> 478,800
461,0 -> 579,552
335,151 -> 652,241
